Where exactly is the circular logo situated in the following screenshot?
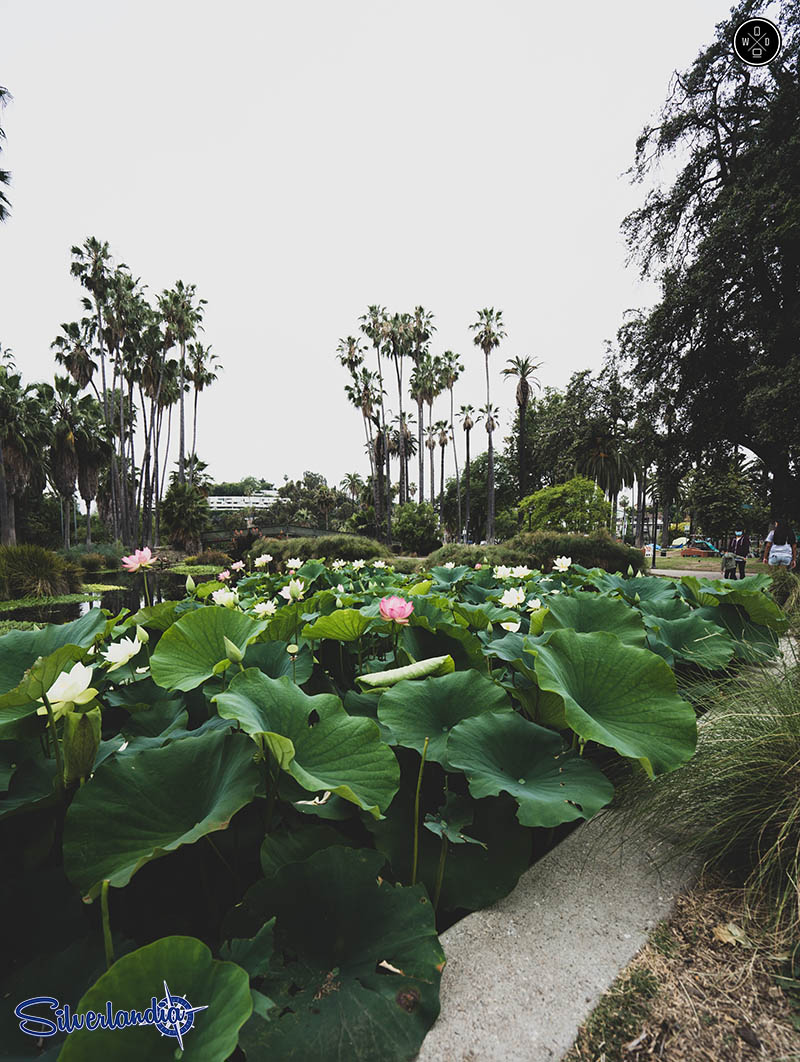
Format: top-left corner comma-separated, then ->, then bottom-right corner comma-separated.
733,17 -> 781,66
154,993 -> 197,1040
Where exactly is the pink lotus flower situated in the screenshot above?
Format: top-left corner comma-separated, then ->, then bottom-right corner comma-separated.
218,570 -> 231,581
379,595 -> 414,625
231,560 -> 245,571
121,547 -> 156,572
475,563 -> 482,569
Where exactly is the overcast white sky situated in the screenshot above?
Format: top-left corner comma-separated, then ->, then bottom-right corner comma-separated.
1,1 -> 736,489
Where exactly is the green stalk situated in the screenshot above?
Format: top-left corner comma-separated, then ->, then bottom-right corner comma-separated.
101,880 -> 114,969
142,570 -> 151,608
433,836 -> 447,910
40,691 -> 64,797
411,736 -> 429,886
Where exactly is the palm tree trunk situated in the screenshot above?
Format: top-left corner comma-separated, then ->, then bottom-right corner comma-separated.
518,397 -> 527,497
178,340 -> 186,485
439,445 -> 446,528
63,495 -> 71,550
635,471 -> 646,547
485,352 -> 495,542
6,493 -> 16,546
0,438 -> 11,546
190,383 -> 199,487
464,429 -> 471,542
85,498 -> 92,547
96,303 -> 119,540
417,396 -> 425,503
449,386 -> 461,540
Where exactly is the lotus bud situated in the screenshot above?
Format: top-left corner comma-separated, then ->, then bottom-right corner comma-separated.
62,706 -> 102,786
223,636 -> 244,664
186,574 -> 196,593
135,625 -> 149,645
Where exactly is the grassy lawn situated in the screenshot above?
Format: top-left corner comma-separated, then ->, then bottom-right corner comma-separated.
648,555 -> 772,576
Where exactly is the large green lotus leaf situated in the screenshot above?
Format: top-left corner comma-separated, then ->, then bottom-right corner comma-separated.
680,577 -> 787,632
646,611 -> 736,669
232,847 -> 444,1062
0,755 -> 58,820
58,936 -> 252,1062
693,604 -> 780,663
356,655 -> 455,690
121,601 -> 180,631
63,730 -> 260,897
447,710 -> 614,827
0,609 -> 105,695
542,592 -> 647,648
532,629 -> 697,775
261,601 -> 307,642
260,824 -> 353,878
479,630 -> 539,680
377,670 -> 512,767
149,606 -> 269,690
302,609 -> 374,642
430,564 -> 471,586
635,594 -> 692,621
243,640 -> 313,683
0,645 -> 91,734
214,670 -> 399,816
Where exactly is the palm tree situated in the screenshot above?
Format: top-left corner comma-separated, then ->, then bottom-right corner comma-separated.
52,320 -> 99,397
459,405 -> 476,542
340,472 -> 364,504
188,342 -> 220,485
424,424 -> 438,510
577,426 -> 636,532
0,86 -> 12,222
386,312 -> 412,507
435,419 -> 449,526
501,355 -> 542,498
0,353 -> 51,545
359,306 -> 390,534
48,378 -> 83,549
420,353 -> 444,505
470,308 -> 506,541
74,396 -> 114,546
158,280 -> 206,485
440,351 -> 464,535
408,306 -> 435,502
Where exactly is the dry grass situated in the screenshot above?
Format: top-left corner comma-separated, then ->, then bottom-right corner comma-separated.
567,875 -> 800,1061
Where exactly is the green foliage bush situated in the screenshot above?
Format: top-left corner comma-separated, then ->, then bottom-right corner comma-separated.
426,530 -> 646,574
161,482 -> 210,553
62,543 -> 123,569
519,476 -> 612,534
184,549 -> 233,568
392,503 -> 442,556
0,545 -> 84,600
247,533 -> 391,566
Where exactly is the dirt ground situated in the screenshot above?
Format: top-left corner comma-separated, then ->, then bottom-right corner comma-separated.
566,876 -> 800,1062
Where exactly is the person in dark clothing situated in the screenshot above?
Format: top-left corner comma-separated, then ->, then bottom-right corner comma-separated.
728,529 -> 750,579
762,519 -> 797,569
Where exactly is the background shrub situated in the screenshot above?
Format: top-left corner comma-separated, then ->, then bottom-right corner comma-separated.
426,530 -> 646,574
0,545 -> 84,600
392,503 -> 442,556
161,483 -> 210,553
184,549 -> 233,568
518,476 -> 612,534
248,534 -> 391,566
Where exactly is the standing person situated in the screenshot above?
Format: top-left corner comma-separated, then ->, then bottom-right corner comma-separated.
728,528 -> 750,579
762,519 -> 797,569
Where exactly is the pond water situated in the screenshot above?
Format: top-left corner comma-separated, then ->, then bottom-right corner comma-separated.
1,570 -> 204,626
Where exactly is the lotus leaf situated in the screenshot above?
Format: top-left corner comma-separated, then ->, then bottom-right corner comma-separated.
149,606 -> 269,690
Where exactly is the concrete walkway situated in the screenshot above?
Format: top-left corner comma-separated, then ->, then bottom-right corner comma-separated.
417,812 -> 696,1062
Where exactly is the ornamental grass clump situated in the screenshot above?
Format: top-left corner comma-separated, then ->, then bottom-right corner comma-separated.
0,544 -> 83,600
620,654 -> 800,935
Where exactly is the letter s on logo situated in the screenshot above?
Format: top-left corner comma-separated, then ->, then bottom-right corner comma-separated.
15,997 -> 60,1037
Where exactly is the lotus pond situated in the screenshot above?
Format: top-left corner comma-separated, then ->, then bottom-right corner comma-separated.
0,558 -> 788,1060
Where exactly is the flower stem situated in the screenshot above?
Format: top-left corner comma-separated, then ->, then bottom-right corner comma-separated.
40,692 -> 64,797
411,736 -> 429,886
433,836 -> 448,910
101,880 -> 114,969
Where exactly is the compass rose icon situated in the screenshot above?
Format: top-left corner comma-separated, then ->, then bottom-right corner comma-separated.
153,980 -> 209,1049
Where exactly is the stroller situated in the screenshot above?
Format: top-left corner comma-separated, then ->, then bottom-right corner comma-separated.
721,551 -> 737,579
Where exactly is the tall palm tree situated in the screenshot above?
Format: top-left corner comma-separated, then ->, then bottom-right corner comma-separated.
158,280 -> 206,485
470,308 -> 506,541
459,404 -> 476,542
420,353 -> 444,506
424,424 -> 438,510
74,396 -> 113,546
48,378 -> 83,549
408,306 -> 435,502
440,351 -> 464,535
188,342 -> 220,485
0,354 -> 51,545
359,306 -> 390,534
435,419 -> 449,526
51,320 -> 99,398
0,86 -> 12,222
386,312 -> 411,507
340,472 -> 364,504
409,353 -> 432,503
501,355 -> 542,498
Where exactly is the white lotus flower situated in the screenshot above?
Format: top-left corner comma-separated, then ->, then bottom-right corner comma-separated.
336,583 -> 346,593
499,586 -> 526,608
500,620 -> 521,632
352,559 -> 365,571
526,597 -> 543,612
511,565 -> 532,579
279,578 -> 305,602
444,561 -> 456,569
103,636 -> 143,673
331,559 -> 346,570
494,565 -> 512,579
374,560 -> 387,569
39,662 -> 97,719
253,600 -> 277,617
231,560 -> 245,571
212,587 -> 239,608
553,555 -> 572,572
254,553 -> 272,568
287,557 -> 302,569
549,589 -> 561,595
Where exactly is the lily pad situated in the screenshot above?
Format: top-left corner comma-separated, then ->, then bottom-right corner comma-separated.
58,936 -> 252,1062
532,629 -> 697,775
149,606 -> 268,691
232,847 -> 445,1062
302,609 -> 374,642
243,640 -> 313,684
646,611 -> 736,669
63,730 -> 260,898
377,670 -> 512,767
0,610 -> 105,696
447,710 -> 614,827
214,670 -> 399,817
542,592 -> 647,648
